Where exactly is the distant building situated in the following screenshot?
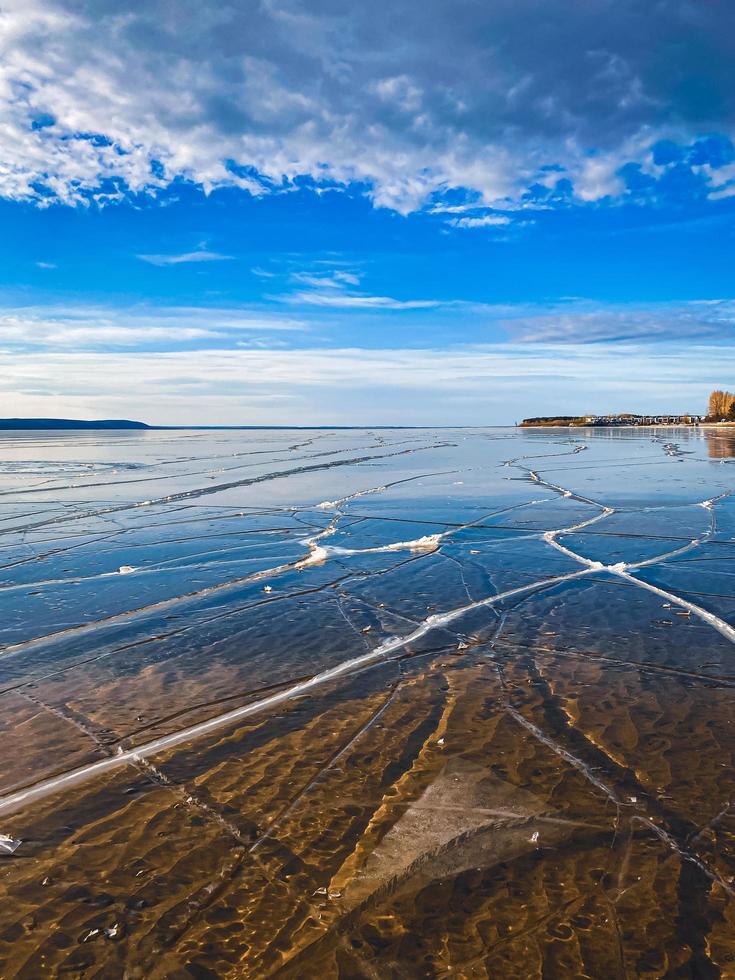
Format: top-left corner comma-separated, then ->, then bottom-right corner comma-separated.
583,414 -> 703,426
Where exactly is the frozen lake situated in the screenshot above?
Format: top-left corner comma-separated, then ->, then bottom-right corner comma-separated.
0,425 -> 734,976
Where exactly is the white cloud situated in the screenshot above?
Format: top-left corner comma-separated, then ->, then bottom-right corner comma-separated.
280,265 -> 438,309
1,0 -> 733,212
449,214 -> 511,229
287,290 -> 437,310
574,155 -> 626,202
292,270 -> 361,288
371,75 -> 423,113
41,325 -> 219,345
428,203 -> 482,214
137,250 -> 233,266
0,304 -> 308,348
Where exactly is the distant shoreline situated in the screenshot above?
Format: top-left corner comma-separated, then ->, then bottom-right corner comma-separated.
0,418 -> 149,430
520,422 -> 735,429
519,414 -> 707,428
4,417 -> 735,432
0,420 -> 492,431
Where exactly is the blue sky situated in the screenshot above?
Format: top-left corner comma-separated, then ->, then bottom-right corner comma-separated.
3,0 -> 735,424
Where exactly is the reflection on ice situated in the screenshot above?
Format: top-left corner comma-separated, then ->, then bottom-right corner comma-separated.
0,425 -> 734,976
705,427 -> 735,459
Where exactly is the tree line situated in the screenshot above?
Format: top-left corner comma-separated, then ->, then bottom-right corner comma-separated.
708,389 -> 735,420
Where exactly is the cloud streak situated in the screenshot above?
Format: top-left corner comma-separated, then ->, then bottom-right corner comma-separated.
287,291 -> 438,310
504,301 -> 735,344
449,215 -> 511,229
0,305 -> 308,349
137,250 -> 233,266
281,267 -> 439,309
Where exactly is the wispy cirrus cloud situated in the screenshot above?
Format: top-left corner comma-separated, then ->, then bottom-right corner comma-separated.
281,267 -> 438,310
449,214 -> 512,229
0,304 -> 307,349
292,270 -> 361,288
137,250 -> 233,266
504,300 -> 735,344
289,291 -> 438,310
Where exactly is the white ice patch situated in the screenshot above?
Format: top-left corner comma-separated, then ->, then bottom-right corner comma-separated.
380,534 -> 442,552
315,484 -> 388,510
0,834 -> 21,854
299,545 -> 331,567
301,532 -> 442,567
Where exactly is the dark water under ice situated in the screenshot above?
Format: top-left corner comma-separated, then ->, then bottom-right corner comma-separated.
0,425 -> 734,978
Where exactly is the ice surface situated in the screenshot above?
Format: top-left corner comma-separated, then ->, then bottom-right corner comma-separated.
0,426 -> 734,976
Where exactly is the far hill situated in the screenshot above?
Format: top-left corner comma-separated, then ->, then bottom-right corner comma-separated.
0,418 -> 149,430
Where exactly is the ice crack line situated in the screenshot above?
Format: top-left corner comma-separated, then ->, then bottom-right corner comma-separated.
524,460 -> 735,644
0,566 -> 597,818
0,442 -> 448,538
0,498 -> 538,659
2,446 -> 732,823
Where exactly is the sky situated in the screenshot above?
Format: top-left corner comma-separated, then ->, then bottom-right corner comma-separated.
2,0 -> 735,425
